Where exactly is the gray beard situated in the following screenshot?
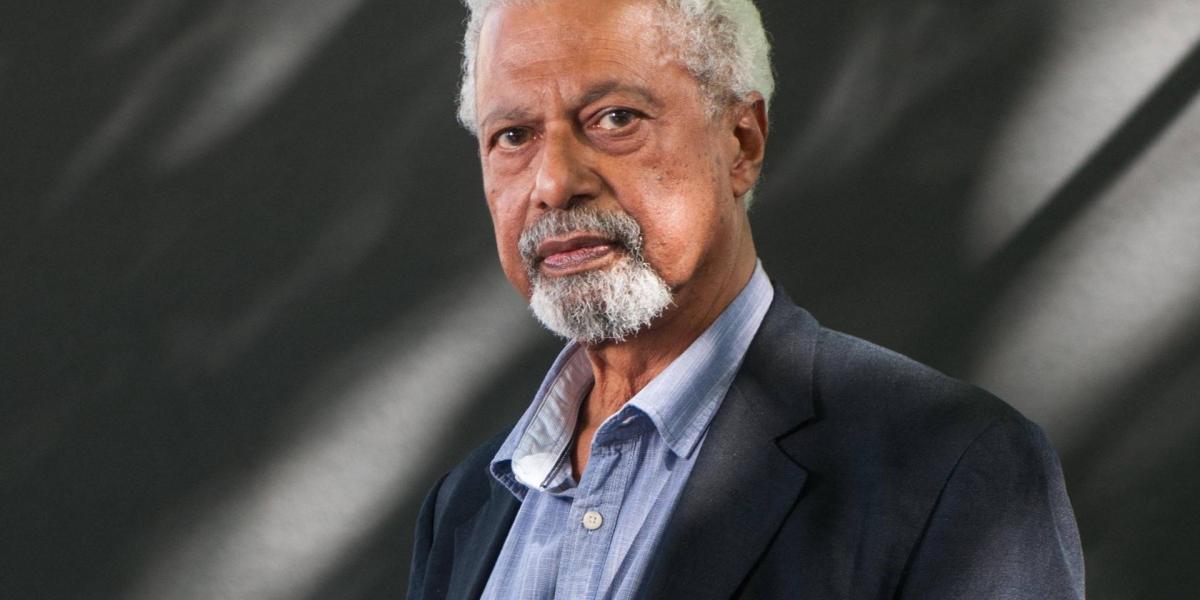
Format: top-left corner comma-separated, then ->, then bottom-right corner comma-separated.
519,207 -> 673,344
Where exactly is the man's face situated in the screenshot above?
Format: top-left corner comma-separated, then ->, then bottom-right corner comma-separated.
474,0 -> 761,341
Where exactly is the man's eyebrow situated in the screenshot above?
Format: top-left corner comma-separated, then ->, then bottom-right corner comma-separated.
480,107 -> 536,133
479,82 -> 662,132
578,81 -> 661,109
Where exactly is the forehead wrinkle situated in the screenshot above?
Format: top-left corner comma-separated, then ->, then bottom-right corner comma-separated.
494,35 -> 664,72
480,2 -> 670,69
475,1 -> 680,131
479,53 -> 665,122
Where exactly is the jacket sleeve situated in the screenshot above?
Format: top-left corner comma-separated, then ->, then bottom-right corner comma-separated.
407,473 -> 448,600
897,414 -> 1086,599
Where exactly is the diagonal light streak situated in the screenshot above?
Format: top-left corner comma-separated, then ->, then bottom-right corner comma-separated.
153,0 -> 369,170
964,2 -> 1200,263
966,91 -> 1200,447
122,267 -> 543,600
46,0 -> 368,214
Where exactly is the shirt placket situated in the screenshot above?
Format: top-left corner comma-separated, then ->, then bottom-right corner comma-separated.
555,436 -> 639,599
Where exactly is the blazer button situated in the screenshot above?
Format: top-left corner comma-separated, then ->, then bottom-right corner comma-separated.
582,510 -> 604,530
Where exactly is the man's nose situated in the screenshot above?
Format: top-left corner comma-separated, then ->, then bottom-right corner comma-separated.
532,128 -> 598,210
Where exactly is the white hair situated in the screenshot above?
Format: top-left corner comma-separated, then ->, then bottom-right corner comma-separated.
456,0 -> 774,134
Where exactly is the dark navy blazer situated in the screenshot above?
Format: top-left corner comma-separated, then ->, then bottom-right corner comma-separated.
407,286 -> 1085,599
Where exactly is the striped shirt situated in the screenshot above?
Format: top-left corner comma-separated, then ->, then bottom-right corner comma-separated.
481,263 -> 774,599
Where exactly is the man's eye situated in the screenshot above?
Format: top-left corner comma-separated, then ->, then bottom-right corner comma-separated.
595,109 -> 638,131
495,128 -> 532,149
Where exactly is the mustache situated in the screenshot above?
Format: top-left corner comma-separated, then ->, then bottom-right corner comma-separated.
518,206 -> 645,269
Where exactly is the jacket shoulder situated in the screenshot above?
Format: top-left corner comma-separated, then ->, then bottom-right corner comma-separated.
801,326 -> 1054,539
812,327 -> 1023,451
431,428 -> 512,526
748,321 -> 1083,597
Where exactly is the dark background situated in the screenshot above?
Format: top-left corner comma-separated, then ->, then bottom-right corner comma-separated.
3,0 -> 1199,598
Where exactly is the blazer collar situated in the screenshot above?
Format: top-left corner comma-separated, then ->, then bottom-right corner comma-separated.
639,283 -> 820,600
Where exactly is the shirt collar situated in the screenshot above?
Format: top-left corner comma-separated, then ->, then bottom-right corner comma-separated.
490,262 -> 775,499
622,262 -> 773,458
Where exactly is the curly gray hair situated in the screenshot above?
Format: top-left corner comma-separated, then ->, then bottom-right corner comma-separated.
456,0 -> 775,134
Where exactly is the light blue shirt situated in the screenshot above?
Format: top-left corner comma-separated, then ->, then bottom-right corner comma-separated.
481,263 -> 774,600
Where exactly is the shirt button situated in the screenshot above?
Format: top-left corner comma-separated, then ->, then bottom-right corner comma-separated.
581,510 -> 604,530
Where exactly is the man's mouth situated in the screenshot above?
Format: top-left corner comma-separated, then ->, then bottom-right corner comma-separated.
535,234 -> 620,274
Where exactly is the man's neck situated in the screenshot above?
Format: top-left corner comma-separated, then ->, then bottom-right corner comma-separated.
578,252 -> 757,434
566,223 -> 759,477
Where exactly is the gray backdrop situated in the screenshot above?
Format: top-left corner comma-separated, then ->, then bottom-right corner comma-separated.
3,0 -> 1198,598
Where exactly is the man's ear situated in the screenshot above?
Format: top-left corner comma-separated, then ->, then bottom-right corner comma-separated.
729,92 -> 768,201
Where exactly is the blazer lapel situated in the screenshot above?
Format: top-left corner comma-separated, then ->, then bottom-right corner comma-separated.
446,476 -> 519,600
640,286 -> 820,600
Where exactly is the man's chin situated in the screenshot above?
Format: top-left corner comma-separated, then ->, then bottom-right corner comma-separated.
527,256 -> 673,345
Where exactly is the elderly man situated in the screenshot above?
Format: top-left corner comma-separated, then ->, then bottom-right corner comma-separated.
408,0 -> 1085,598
